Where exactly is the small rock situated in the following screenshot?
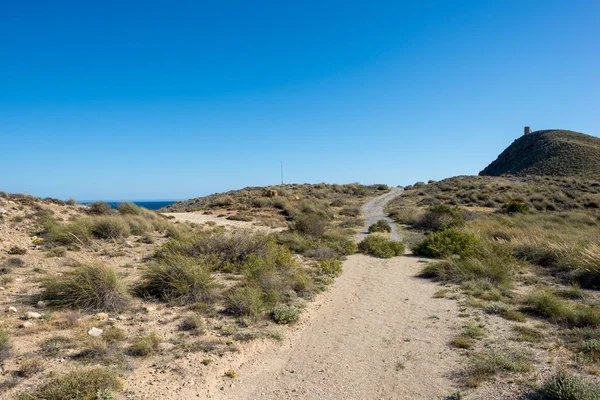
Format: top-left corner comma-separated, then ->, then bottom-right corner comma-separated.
25,311 -> 42,319
124,241 -> 135,248
37,301 -> 46,307
108,318 -> 116,322
6,306 -> 17,313
0,287 -> 5,291
88,327 -> 103,337
144,306 -> 156,312
116,315 -> 127,320
94,312 -> 109,320
20,321 -> 34,328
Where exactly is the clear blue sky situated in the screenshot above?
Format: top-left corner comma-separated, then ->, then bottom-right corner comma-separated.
1,1 -> 599,200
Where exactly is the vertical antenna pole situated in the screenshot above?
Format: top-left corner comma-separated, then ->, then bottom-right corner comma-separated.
281,161 -> 283,185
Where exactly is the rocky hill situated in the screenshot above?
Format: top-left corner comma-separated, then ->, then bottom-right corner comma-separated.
480,129 -> 600,178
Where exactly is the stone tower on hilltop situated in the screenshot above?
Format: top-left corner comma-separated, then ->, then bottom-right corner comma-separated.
524,126 -> 531,135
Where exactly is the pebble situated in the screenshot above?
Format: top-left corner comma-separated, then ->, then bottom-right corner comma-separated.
117,315 -> 127,320
20,321 -> 34,328
37,301 -> 46,307
88,327 -> 103,337
145,306 -> 156,312
6,306 -> 17,313
25,311 -> 42,319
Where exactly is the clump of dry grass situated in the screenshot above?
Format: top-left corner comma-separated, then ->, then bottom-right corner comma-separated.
18,367 -> 122,400
136,255 -> 216,305
464,349 -> 531,387
524,289 -> 600,328
39,263 -> 130,312
128,332 -> 161,357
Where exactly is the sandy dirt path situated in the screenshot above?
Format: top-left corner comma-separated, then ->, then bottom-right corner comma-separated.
356,187 -> 404,242
206,189 -> 461,400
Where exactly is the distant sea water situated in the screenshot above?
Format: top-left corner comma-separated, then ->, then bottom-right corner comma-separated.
80,201 -> 177,211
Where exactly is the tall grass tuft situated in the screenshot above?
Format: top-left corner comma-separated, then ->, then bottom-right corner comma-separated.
136,255 -> 216,305
40,263 -> 130,312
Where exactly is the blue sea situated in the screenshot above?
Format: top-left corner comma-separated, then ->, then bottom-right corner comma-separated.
80,201 -> 177,210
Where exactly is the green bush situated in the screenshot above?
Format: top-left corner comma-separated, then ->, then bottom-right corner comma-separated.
358,235 -> 404,258
40,263 -> 130,312
525,289 -> 600,328
292,213 -> 327,236
413,229 -> 480,258
368,220 -> 392,233
241,246 -> 310,304
319,259 -> 343,277
43,217 -> 93,246
417,205 -> 466,231
19,367 -> 122,400
208,195 -> 234,208
128,332 -> 161,357
502,200 -> 529,214
136,255 -> 216,305
420,256 -> 513,287
156,231 -> 273,272
272,304 -> 300,324
535,371 -> 600,400
118,202 -> 143,215
90,216 -> 131,239
87,201 -> 114,215
226,285 -> 265,320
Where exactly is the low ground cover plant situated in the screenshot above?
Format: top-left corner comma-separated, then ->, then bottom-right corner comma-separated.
18,367 -> 122,400
358,235 -> 404,258
368,219 -> 391,233
413,228 -> 479,258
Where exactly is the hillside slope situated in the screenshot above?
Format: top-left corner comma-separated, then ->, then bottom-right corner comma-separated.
480,129 -> 600,177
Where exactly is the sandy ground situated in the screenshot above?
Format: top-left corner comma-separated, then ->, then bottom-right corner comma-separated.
162,212 -> 284,232
356,187 -> 404,242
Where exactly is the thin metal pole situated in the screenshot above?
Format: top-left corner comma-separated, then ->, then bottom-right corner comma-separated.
281,161 -> 283,185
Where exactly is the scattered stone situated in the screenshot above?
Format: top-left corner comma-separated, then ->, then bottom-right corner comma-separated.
116,315 -> 127,321
37,301 -> 46,307
0,287 -> 5,291
20,321 -> 34,328
144,306 -> 156,312
88,327 -> 103,337
6,306 -> 17,313
94,312 -> 109,320
25,311 -> 42,319
108,318 -> 116,322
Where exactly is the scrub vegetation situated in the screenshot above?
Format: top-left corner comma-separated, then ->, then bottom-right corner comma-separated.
388,175 -> 600,397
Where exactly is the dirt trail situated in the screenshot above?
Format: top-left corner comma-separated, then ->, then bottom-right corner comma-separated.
356,187 -> 404,242
207,189 -> 461,400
